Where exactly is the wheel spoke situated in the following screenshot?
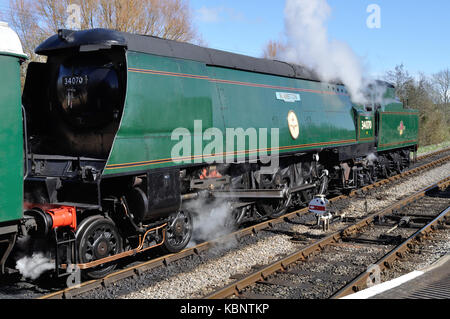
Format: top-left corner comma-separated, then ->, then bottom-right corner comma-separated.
77,217 -> 123,279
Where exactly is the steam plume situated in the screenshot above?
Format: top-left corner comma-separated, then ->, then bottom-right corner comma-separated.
185,196 -> 237,249
282,0 -> 368,103
16,253 -> 55,280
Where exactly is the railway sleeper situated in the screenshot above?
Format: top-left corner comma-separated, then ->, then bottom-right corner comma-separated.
342,234 -> 404,246
256,278 -> 300,288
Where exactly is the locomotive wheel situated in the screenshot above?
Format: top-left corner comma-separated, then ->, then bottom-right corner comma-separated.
300,162 -> 315,204
378,155 -> 393,178
257,184 -> 292,219
161,210 -> 193,254
224,206 -> 249,229
300,189 -> 314,204
76,216 -> 123,279
391,152 -> 403,174
257,197 -> 291,219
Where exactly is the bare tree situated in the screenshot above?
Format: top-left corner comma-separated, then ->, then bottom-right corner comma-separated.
384,65 -> 449,146
7,0 -> 200,60
7,0 -> 47,60
384,64 -> 415,106
262,39 -> 287,60
34,0 -> 67,34
433,68 -> 450,105
95,0 -> 198,42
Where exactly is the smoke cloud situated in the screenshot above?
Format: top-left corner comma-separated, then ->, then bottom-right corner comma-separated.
282,0 -> 371,103
16,253 -> 55,280
185,196 -> 237,249
366,152 -> 378,165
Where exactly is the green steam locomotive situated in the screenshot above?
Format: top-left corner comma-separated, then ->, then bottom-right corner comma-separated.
0,27 -> 418,279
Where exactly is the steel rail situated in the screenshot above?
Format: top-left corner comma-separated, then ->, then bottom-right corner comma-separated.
204,175 -> 450,299
331,206 -> 450,299
38,151 -> 450,299
415,147 -> 450,161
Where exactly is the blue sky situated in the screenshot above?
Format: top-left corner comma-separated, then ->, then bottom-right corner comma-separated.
190,0 -> 450,78
1,0 -> 448,78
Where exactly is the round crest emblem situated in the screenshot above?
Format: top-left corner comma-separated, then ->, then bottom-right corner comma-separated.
287,111 -> 300,140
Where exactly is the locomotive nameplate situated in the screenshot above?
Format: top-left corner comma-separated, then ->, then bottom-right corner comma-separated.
277,92 -> 301,103
287,110 -> 300,140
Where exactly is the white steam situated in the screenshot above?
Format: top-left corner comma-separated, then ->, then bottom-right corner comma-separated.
185,196 -> 237,249
366,153 -> 378,165
282,0 -> 369,103
16,253 -> 55,280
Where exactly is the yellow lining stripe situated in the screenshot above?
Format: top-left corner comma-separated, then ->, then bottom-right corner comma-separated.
105,139 -> 357,170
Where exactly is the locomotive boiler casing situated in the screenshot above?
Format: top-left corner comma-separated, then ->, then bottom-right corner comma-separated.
104,51 -> 360,175
98,36 -> 418,176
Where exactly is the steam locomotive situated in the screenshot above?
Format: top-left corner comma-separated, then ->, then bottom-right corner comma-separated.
0,26 -> 418,280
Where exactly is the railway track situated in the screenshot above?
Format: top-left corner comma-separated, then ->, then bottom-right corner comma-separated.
0,148 -> 447,299
412,147 -> 450,162
205,176 -> 450,299
30,148 -> 450,300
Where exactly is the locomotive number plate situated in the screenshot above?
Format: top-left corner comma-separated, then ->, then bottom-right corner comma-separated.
361,120 -> 373,130
63,75 -> 89,87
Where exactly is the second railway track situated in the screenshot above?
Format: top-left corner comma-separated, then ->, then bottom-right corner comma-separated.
206,177 -> 450,299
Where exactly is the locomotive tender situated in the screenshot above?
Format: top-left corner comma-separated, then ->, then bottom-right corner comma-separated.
0,22 -> 27,275
0,27 -> 419,279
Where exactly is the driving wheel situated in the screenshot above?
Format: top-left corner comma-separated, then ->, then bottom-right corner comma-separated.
161,210 -> 193,253
76,215 -> 123,279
